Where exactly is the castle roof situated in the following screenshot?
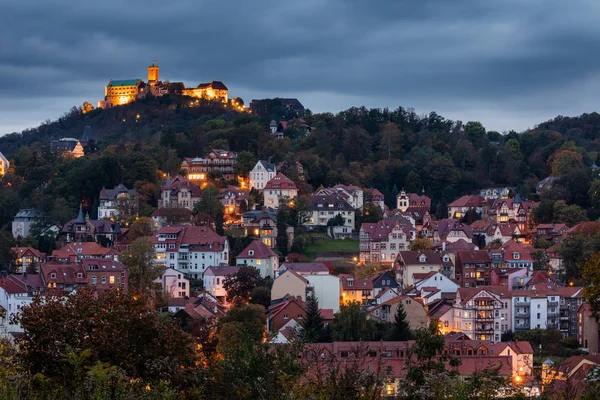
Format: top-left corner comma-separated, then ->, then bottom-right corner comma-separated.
108,79 -> 142,87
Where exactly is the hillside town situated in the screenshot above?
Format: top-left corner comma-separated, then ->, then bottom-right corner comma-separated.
2,113 -> 600,397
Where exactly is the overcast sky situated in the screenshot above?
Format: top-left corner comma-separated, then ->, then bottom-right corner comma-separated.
2,0 -> 599,136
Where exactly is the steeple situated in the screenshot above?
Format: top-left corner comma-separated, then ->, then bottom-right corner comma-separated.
75,203 -> 85,223
165,172 -> 171,187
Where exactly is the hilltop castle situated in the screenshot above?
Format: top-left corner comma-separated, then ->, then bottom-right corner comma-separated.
98,62 -> 228,108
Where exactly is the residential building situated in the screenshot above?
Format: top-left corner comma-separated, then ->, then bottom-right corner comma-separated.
493,341 -> 535,378
369,188 -> 385,211
479,187 -> 514,200
278,262 -> 330,276
412,271 -> 459,295
61,206 -> 123,243
98,184 -> 139,220
532,223 -> 569,244
368,296 -> 428,329
315,184 -> 364,210
12,247 -> 46,273
431,219 -> 474,243
0,274 -> 44,336
242,209 -> 278,248
150,225 -> 229,280
455,250 -> 492,287
155,267 -> 189,299
487,195 -> 537,234
303,193 -> 355,231
203,266 -> 240,304
180,149 -> 238,183
427,299 -> 455,334
490,268 -> 528,290
219,186 -> 249,214
158,174 -> 202,211
542,355 -> 600,395
447,195 -> 485,219
12,208 -> 39,239
359,217 -> 415,265
235,240 -> 279,278
339,275 -> 373,305
396,189 -> 431,213
396,251 -> 454,288
546,243 -> 564,277
471,220 -> 520,246
249,160 -> 276,190
263,173 -> 298,209
51,138 -> 85,158
80,258 -> 128,292
271,268 -> 340,312
556,286 -> 583,338
511,289 -> 561,331
52,242 -> 119,263
536,176 -> 557,195
0,151 -> 9,176
454,287 -> 504,342
267,295 -> 307,332
370,271 -> 399,298
577,303 -> 599,353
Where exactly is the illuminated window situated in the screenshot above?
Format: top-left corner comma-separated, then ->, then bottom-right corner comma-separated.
109,276 -> 115,284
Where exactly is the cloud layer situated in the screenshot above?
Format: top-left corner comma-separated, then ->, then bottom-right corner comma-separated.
2,0 -> 599,135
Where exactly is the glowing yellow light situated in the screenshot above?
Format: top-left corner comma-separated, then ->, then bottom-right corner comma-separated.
254,229 -> 259,235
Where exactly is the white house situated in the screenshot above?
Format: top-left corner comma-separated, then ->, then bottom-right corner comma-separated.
235,240 -> 279,278
263,173 -> 298,209
98,184 -> 139,220
511,289 -> 560,331
154,267 -> 190,299
0,274 -> 44,336
12,209 -> 39,239
150,225 -> 229,280
203,266 -> 240,304
303,194 -> 355,231
413,271 -> 459,294
249,160 -> 277,190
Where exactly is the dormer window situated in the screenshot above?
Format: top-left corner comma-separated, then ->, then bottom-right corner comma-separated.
249,250 -> 254,256
419,255 -> 426,262
50,273 -> 56,279
513,252 -> 520,260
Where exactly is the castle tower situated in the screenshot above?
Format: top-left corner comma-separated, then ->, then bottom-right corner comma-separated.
148,61 -> 159,84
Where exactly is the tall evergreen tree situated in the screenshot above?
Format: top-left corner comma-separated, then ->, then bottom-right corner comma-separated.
302,295 -> 326,343
276,209 -> 289,255
386,301 -> 412,341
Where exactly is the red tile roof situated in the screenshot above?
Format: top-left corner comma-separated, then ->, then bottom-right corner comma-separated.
0,278 -> 26,294
448,195 -> 485,208
237,240 -> 277,259
264,173 -> 297,190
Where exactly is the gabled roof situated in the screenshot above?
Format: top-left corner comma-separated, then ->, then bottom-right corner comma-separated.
0,278 -> 27,294
398,251 -> 443,266
448,195 -> 485,208
360,216 -> 414,239
196,81 -> 228,90
264,173 -> 297,190
237,240 -> 277,259
457,250 -> 491,264
255,160 -> 276,172
308,193 -> 354,211
340,275 -> 373,291
280,262 -> 329,274
204,266 -> 240,277
52,242 -> 117,259
11,247 -> 45,259
99,184 -> 138,200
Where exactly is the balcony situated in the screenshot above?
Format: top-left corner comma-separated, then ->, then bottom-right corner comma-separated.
547,310 -> 559,317
514,310 -> 530,317
515,301 -> 530,307
476,314 -> 494,321
560,315 -> 569,320
548,301 -> 559,307
514,324 -> 530,330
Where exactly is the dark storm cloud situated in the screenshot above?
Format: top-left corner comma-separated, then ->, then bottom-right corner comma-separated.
1,0 -> 600,134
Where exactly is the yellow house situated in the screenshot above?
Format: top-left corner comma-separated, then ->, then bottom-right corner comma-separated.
271,270 -> 307,302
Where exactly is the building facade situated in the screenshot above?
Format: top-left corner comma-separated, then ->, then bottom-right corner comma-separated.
359,217 -> 415,266
98,184 -> 139,220
249,160 -> 276,190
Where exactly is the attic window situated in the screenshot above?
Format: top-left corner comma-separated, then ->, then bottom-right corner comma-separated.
50,273 -> 56,279
77,273 -> 83,278
249,250 -> 254,256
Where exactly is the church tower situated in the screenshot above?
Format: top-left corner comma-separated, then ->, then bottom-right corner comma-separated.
148,61 -> 159,85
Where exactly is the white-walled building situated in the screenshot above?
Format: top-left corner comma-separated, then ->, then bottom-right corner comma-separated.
512,289 -> 560,331
98,184 -> 139,220
235,240 -> 279,278
150,225 -> 229,280
413,271 -> 459,294
359,217 -> 416,266
315,185 -> 364,210
0,274 -> 44,336
154,267 -> 190,299
454,287 -> 504,342
271,266 -> 340,312
263,173 -> 298,209
396,251 -> 454,288
249,160 -> 276,190
203,266 -> 240,304
303,194 -> 355,231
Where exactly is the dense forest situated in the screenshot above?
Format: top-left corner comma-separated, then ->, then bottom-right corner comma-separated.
1,95 -> 600,234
